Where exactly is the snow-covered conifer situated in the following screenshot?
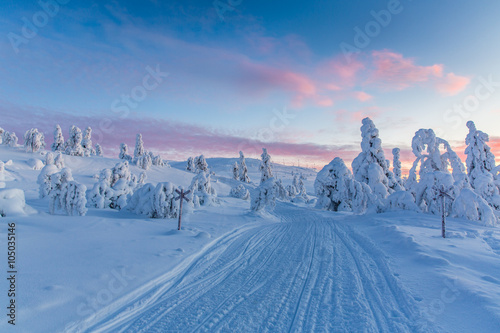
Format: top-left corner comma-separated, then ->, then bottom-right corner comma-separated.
49,168 -> 87,216
232,162 -> 239,180
51,125 -> 65,152
195,155 -> 209,173
352,118 -> 399,199
95,144 -> 103,157
24,128 -> 45,153
134,133 -> 145,158
188,171 -> 218,207
315,157 -> 372,213
65,126 -> 84,156
186,157 -> 195,172
127,182 -> 179,218
275,179 -> 289,201
136,153 -> 152,170
81,127 -> 95,156
0,128 -> 4,144
119,143 -> 132,161
239,151 -> 250,183
8,132 -> 18,147
259,148 -> 273,184
392,148 -> 404,188
251,178 -> 276,212
54,153 -> 65,169
37,152 -> 60,198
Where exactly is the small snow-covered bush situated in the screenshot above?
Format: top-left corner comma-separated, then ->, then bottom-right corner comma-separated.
230,184 -> 250,200
383,191 -> 419,212
28,158 -> 44,170
128,182 -> 179,218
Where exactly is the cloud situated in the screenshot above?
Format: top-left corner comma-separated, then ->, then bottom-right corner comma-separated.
436,73 -> 471,96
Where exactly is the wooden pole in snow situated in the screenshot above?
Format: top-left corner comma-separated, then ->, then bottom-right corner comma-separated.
437,188 -> 453,239
175,189 -> 191,231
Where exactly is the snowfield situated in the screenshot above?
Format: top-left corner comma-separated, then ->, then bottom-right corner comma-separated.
1,145 -> 500,332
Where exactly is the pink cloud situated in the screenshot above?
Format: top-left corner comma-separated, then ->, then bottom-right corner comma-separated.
316,97 -> 334,107
436,73 -> 471,96
354,91 -> 373,102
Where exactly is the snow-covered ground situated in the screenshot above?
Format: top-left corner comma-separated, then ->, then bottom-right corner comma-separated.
1,145 -> 500,332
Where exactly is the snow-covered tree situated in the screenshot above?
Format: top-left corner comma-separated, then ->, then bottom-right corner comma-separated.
188,171 -> 218,207
251,148 -> 276,212
48,168 -> 87,216
251,178 -> 276,212
406,129 -> 469,215
87,161 -> 140,210
352,118 -> 400,199
54,153 -> 65,169
229,184 -> 250,200
392,148 -> 405,188
453,188 -> 497,226
37,152 -> 61,198
232,162 -> 239,180
51,125 -> 65,152
95,144 -> 103,157
119,143 -> 132,161
150,152 -> 166,167
65,126 -> 84,156
7,132 -> 18,147
464,121 -> 500,211
186,157 -> 196,172
81,127 -> 95,156
275,179 -> 289,201
24,128 -> 45,153
136,153 -> 152,170
239,151 -> 251,183
127,182 -> 179,218
315,157 -> 372,213
134,133 -> 145,158
195,155 -> 209,173
0,128 -> 4,145
259,148 -> 273,184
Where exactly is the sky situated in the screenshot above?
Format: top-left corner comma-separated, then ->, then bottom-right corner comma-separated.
1,0 -> 500,171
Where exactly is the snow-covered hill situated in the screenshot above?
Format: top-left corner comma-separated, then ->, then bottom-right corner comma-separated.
1,145 -> 500,332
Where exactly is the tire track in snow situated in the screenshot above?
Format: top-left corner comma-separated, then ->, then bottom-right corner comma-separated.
76,205 -> 430,332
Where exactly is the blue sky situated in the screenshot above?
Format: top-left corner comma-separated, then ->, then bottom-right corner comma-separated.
1,0 -> 500,167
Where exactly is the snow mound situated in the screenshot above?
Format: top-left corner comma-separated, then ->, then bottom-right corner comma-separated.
27,158 -> 44,170
0,188 -> 34,216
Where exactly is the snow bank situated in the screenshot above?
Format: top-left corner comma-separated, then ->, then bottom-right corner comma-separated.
0,188 -> 32,216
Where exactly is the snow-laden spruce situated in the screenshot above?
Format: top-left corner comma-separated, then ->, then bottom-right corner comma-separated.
119,143 -> 132,161
134,133 -> 145,158
229,184 -> 250,200
48,168 -> 87,216
81,127 -> 95,156
87,161 -> 145,209
128,182 -> 179,218
392,148 -> 405,188
465,121 -> 500,211
186,157 -> 196,172
195,155 -> 209,173
24,128 -> 45,153
352,118 -> 400,200
2,131 -> 18,147
65,126 -> 84,156
52,124 -> 65,152
251,148 -> 276,212
232,162 -> 239,180
315,157 -> 372,213
37,152 -> 64,198
188,171 -> 218,207
95,143 -> 103,157
239,151 -> 250,183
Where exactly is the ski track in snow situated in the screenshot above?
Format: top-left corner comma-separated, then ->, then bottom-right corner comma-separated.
73,206 -> 428,333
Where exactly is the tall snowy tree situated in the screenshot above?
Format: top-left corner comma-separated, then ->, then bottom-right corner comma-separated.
232,162 -> 239,180
186,157 -> 196,172
251,148 -> 276,212
119,143 -> 131,161
195,155 -> 209,173
51,125 -> 65,152
134,133 -> 145,158
239,151 -> 251,183
352,118 -> 399,199
24,128 -> 45,153
95,144 -> 103,157
259,148 -> 273,184
392,148 -> 405,188
81,127 -> 95,156
65,126 -> 84,156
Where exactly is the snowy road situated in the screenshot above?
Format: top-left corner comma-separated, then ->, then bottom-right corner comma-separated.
76,206 -> 426,332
